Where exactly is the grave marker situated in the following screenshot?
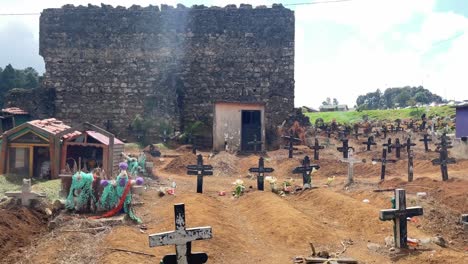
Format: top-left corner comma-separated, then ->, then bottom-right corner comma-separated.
431,148 -> 456,181
149,203 -> 212,264
309,138 -> 324,160
394,138 -> 403,159
419,134 -> 432,152
282,135 -> 300,159
5,179 -> 46,206
403,138 -> 416,154
293,156 -> 320,189
379,189 -> 423,248
362,136 -> 376,151
340,149 -> 364,186
337,138 -> 352,159
407,150 -> 414,182
383,138 -> 393,154
382,125 -> 388,139
248,157 -> 274,191
186,155 -> 213,193
372,148 -> 397,181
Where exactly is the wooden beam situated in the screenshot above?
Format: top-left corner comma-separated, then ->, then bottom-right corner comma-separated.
0,133 -> 7,174
29,146 -> 34,178
64,142 -> 105,148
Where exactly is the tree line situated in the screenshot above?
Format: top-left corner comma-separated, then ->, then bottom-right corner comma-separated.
0,64 -> 42,107
356,86 -> 443,110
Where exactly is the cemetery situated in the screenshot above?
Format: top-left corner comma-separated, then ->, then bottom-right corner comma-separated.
0,3 -> 467,264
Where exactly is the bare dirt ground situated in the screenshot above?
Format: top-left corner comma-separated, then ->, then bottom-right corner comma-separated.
1,134 -> 467,264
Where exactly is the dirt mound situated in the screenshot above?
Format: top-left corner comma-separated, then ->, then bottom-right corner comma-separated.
209,152 -> 240,177
163,152 -> 197,175
0,202 -> 48,262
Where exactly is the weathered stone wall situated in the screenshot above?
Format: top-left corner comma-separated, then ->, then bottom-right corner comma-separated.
40,3 -> 294,144
5,87 -> 55,119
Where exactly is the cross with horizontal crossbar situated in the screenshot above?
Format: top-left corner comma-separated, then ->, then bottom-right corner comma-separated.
249,157 -> 274,191
293,156 -> 320,189
149,203 -> 213,264
186,155 -> 213,193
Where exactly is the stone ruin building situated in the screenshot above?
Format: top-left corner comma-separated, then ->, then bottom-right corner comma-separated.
12,3 -> 295,152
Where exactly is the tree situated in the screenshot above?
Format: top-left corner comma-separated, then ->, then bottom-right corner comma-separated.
0,64 -> 42,107
333,98 -> 339,105
322,97 -> 332,106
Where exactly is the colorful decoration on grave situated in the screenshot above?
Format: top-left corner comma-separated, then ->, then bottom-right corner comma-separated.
65,171 -> 96,211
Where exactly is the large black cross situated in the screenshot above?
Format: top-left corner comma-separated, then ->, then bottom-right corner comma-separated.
372,148 -> 397,181
394,138 -> 403,159
247,134 -> 263,153
408,150 -> 414,182
187,155 -> 213,194
282,135 -> 300,159
362,136 -> 376,151
337,138 -> 352,159
403,138 -> 416,154
419,134 -> 432,152
309,138 -> 324,160
379,189 -> 423,249
432,148 -> 456,181
292,156 -> 320,188
248,157 -> 274,191
149,203 -> 213,264
383,138 -> 393,154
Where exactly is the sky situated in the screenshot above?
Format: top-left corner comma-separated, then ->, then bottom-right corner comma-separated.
1,0 -> 468,108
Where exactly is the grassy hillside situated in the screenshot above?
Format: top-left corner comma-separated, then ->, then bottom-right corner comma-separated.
305,106 -> 455,125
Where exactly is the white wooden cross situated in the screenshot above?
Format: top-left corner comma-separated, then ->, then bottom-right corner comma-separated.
5,179 -> 46,206
149,203 -> 212,264
340,149 -> 363,186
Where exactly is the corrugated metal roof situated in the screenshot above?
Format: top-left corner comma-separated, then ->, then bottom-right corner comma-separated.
2,107 -> 29,115
86,130 -> 124,145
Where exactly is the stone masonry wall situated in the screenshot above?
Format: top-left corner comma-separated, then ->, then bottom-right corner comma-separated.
40,3 -> 294,144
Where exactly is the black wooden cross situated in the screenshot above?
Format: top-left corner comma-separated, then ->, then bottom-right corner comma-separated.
149,203 -> 213,264
394,138 -> 403,159
408,150 -> 414,182
309,138 -> 324,160
248,157 -> 274,191
407,119 -> 414,131
337,138 -> 352,159
403,138 -> 416,154
383,138 -> 393,154
247,134 -> 263,153
380,189 -> 423,249
381,125 -> 388,139
435,133 -> 452,152
431,148 -> 456,181
325,127 -> 332,138
395,119 -> 402,132
362,136 -> 376,151
372,148 -> 397,181
186,155 -> 213,193
419,134 -> 432,152
292,156 -> 320,189
390,124 -> 396,133
282,135 -> 300,159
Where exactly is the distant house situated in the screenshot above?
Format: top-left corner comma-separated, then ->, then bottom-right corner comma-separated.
455,104 -> 468,139
319,104 -> 349,112
0,107 -> 31,133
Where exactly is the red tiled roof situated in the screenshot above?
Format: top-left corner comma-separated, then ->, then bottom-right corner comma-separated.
28,118 -> 77,136
2,107 -> 29,115
86,131 -> 124,145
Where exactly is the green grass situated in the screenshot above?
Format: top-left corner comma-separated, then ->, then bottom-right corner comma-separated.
0,174 -> 61,202
305,106 -> 455,125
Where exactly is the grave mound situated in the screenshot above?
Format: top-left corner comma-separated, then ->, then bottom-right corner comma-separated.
163,152 -> 197,174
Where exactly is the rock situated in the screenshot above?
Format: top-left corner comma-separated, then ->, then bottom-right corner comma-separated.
317,251 -> 329,258
416,192 -> 427,198
0,196 -> 7,203
389,247 -> 396,252
385,236 -> 395,247
431,236 -> 447,247
367,243 -> 381,251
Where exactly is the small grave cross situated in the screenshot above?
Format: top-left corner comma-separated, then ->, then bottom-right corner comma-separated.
403,138 -> 416,154
379,189 -> 423,248
248,157 -> 274,191
309,138 -> 324,160
431,148 -> 456,181
149,203 -> 213,264
408,150 -> 414,182
337,138 -> 352,159
282,135 -> 300,158
247,134 -> 263,153
325,127 -> 332,138
186,155 -> 213,194
394,138 -> 403,159
362,136 -> 376,151
372,148 -> 397,181
293,156 -> 320,189
382,125 -> 388,139
5,179 -> 46,206
383,138 -> 393,154
340,149 -> 364,186
419,134 -> 432,152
